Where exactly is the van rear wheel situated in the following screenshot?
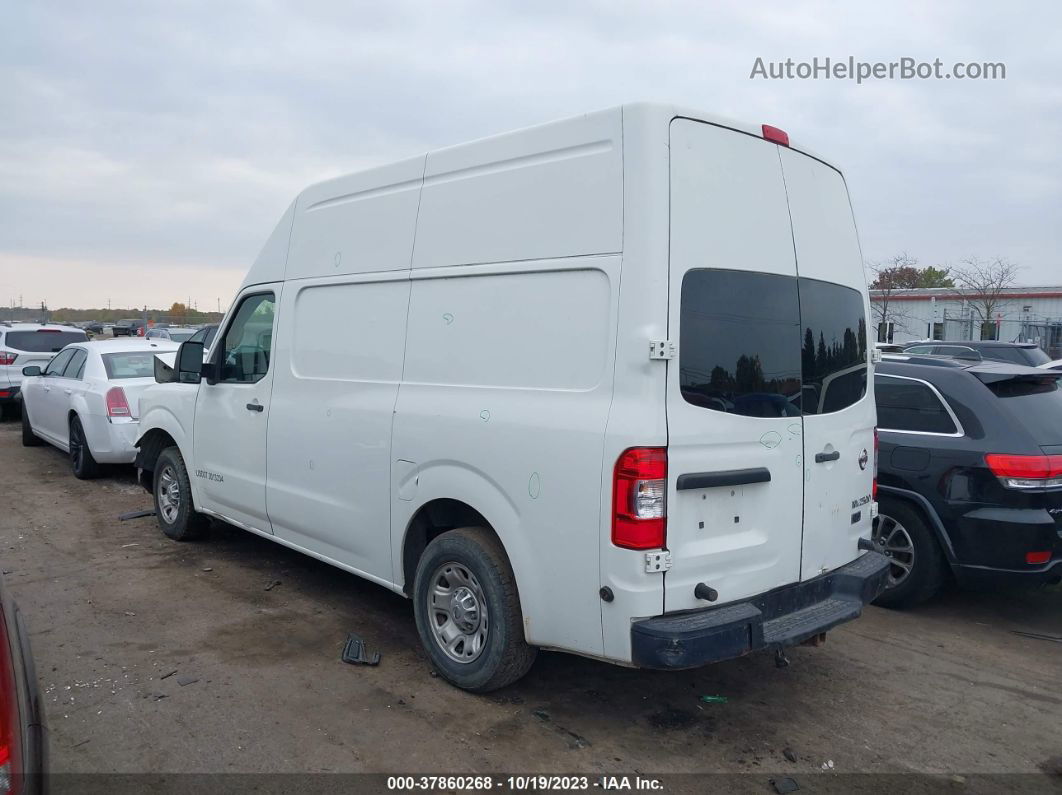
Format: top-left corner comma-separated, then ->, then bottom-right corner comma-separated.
413,527 -> 536,692
154,447 -> 210,541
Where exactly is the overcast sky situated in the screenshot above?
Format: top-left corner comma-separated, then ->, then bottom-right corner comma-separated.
2,0 -> 1059,311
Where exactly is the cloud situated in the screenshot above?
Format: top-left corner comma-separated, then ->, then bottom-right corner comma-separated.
1,0 -> 1059,308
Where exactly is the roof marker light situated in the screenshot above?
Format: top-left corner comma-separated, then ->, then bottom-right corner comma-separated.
762,124 -> 790,146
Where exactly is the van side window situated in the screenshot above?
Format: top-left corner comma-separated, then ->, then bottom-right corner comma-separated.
875,375 -> 958,434
797,278 -> 867,415
680,270 -> 802,417
218,293 -> 275,384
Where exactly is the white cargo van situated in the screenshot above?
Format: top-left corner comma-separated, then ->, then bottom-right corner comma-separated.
136,103 -> 888,691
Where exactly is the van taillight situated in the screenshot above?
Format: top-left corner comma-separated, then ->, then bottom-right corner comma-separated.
0,353 -> 15,366
762,124 -> 790,146
873,429 -> 879,500
612,447 -> 667,550
985,454 -> 1062,489
106,387 -> 131,418
0,609 -> 22,792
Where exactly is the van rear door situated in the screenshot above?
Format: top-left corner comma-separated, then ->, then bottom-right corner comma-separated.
778,148 -> 875,580
663,119 -> 805,613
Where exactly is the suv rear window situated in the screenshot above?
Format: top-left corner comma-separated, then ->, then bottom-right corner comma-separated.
984,375 -> 1062,444
875,375 -> 958,434
4,330 -> 88,352
679,270 -> 867,417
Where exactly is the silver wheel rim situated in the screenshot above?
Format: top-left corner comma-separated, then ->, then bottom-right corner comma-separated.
426,562 -> 489,664
157,464 -> 181,525
873,514 -> 915,588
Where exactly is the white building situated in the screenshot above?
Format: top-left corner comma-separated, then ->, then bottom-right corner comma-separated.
870,285 -> 1062,357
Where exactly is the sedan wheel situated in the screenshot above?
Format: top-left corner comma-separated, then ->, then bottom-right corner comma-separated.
69,416 -> 101,479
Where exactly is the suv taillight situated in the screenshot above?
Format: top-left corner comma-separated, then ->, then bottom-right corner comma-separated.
985,454 -> 1062,490
0,352 -> 15,366
106,387 -> 131,418
612,447 -> 667,550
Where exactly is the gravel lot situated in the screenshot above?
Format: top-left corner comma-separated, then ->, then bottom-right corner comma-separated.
1,417 -> 1059,791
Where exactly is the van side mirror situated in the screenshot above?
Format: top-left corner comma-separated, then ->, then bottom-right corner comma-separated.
22,365 -> 41,377
176,341 -> 206,384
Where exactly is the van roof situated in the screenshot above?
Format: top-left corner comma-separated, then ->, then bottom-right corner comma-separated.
241,103 -> 842,290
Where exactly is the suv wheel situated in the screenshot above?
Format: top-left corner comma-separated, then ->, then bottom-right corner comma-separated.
21,407 -> 41,447
872,499 -> 945,609
153,447 -> 210,541
69,416 -> 102,479
413,527 -> 537,692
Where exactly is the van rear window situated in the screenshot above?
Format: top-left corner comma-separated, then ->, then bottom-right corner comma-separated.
4,330 -> 88,352
679,270 -> 867,417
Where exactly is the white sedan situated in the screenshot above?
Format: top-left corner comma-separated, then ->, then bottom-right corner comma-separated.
20,339 -> 178,478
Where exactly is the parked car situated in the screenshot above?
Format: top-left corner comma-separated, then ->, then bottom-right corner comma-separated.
0,570 -> 46,792
21,339 -> 178,478
112,319 -> 146,337
0,324 -> 88,417
145,326 -> 198,343
873,354 -> 1062,607
903,340 -> 1051,367
135,104 -> 888,692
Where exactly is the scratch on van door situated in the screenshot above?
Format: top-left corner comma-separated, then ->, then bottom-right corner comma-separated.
480,410 -> 491,422
528,472 -> 541,499
442,313 -> 454,325
334,252 -> 342,267
759,430 -> 782,449
788,423 -> 801,437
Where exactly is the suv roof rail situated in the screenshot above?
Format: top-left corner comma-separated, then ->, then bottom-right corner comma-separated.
881,353 -> 974,368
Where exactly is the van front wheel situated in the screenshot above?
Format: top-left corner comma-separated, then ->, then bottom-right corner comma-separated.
153,447 -> 210,541
413,527 -> 537,692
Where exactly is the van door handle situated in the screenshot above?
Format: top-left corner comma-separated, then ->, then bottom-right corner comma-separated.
815,450 -> 841,463
246,402 -> 264,413
676,468 -> 771,490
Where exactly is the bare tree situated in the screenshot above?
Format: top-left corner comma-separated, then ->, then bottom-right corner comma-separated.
867,252 -> 919,341
951,257 -> 1021,340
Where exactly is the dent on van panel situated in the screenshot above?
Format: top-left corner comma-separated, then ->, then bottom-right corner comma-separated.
290,281 -> 409,382
403,268 -> 611,390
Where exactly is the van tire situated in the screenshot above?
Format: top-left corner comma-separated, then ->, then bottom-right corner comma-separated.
413,527 -> 537,692
153,446 -> 210,541
872,498 -> 944,609
21,408 -> 42,446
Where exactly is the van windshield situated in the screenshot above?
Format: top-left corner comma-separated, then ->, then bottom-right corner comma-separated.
679,269 -> 867,418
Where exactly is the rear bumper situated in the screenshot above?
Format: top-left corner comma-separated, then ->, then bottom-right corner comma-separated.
954,559 -> 1062,588
630,551 -> 889,670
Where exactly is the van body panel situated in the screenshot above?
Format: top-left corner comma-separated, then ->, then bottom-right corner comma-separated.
412,109 -> 623,270
778,148 -> 875,579
265,273 -> 411,579
664,119 -> 805,613
287,156 -> 425,281
390,257 -> 620,655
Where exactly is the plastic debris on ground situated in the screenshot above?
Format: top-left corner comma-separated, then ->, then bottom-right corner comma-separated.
341,633 -> 381,666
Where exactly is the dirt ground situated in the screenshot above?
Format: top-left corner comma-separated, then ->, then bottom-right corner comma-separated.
1,417 -> 1060,791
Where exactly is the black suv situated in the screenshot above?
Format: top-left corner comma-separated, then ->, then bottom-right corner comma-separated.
902,340 -> 1051,367
872,355 -> 1062,607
